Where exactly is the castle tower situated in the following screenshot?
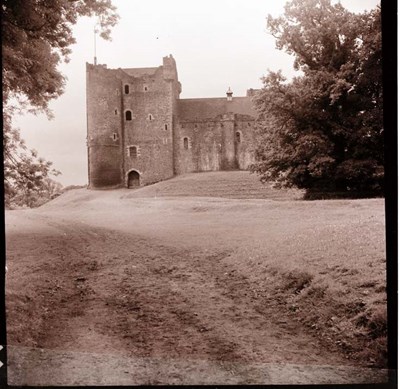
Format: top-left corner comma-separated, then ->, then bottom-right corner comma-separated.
86,63 -> 124,188
86,55 -> 181,189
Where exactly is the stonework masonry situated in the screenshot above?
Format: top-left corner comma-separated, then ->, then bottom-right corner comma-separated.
86,55 -> 258,188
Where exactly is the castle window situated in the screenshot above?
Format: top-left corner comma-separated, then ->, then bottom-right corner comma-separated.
125,110 -> 132,121
236,131 -> 242,143
248,122 -> 251,127
183,137 -> 189,150
124,84 -> 130,94
112,133 -> 118,141
114,109 -> 118,115
148,114 -> 153,121
144,85 -> 148,92
128,146 -> 138,158
164,124 -> 168,131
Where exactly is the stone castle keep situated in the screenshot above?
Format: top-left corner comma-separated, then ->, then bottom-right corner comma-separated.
86,55 -> 258,189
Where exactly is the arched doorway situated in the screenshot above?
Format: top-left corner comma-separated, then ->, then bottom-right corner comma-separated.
128,170 -> 140,188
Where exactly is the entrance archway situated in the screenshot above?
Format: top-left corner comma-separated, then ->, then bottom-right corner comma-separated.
128,170 -> 140,188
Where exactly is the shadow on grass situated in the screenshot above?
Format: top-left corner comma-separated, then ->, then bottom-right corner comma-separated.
303,190 -> 384,200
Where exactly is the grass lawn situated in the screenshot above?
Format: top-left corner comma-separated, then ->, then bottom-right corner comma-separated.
6,171 -> 387,384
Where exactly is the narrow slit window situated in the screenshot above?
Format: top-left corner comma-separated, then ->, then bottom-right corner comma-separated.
236,131 -> 242,143
183,137 -> 189,150
144,86 -> 148,91
112,133 -> 118,141
124,84 -> 130,94
164,124 -> 168,131
148,114 -> 153,121
114,109 -> 118,115
125,110 -> 132,121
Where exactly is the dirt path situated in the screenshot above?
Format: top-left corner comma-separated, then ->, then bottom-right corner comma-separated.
6,209 -> 387,385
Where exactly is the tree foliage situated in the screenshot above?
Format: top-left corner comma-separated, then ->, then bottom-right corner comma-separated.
251,0 -> 383,197
2,0 -> 119,206
3,108 -> 62,208
3,0 -> 119,111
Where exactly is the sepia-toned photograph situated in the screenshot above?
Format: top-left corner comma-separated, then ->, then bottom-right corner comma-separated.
3,0 -> 394,386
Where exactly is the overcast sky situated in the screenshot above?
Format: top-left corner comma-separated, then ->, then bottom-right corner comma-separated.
14,0 -> 380,186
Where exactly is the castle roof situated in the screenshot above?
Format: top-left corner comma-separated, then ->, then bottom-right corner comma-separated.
177,97 -> 256,121
122,67 -> 159,77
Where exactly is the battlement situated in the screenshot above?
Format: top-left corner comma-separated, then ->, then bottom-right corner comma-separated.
86,62 -> 108,71
162,54 -> 179,82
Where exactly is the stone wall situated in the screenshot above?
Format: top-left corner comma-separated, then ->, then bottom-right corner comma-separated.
234,115 -> 256,170
174,114 -> 255,175
121,67 -> 175,186
86,64 -> 124,188
86,56 -> 257,189
87,56 -> 181,188
174,119 -> 224,174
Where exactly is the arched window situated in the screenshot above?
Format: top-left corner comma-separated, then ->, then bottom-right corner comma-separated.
183,137 -> 189,150
112,133 -> 118,141
148,114 -> 153,121
125,110 -> 132,121
236,131 -> 242,143
164,124 -> 168,131
124,84 -> 130,94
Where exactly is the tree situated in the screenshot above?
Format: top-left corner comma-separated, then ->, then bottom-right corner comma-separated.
2,0 -> 119,206
251,0 -> 383,197
3,108 -> 61,208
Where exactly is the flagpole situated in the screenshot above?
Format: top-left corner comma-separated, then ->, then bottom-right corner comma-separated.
94,24 -> 98,65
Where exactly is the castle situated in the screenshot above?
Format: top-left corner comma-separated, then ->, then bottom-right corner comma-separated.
86,55 -> 258,189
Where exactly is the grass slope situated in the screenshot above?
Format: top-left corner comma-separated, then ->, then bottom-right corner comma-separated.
8,171 -> 387,368
121,171 -> 303,200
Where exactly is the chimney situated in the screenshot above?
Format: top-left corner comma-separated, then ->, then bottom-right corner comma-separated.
226,87 -> 233,101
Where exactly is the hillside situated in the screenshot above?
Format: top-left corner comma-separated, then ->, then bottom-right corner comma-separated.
45,171 -> 302,209
5,171 -> 388,385
122,171 -> 303,200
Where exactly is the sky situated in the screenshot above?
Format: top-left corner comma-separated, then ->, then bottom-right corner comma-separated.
14,0 -> 380,186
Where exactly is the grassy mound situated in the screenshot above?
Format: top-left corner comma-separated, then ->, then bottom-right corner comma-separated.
123,171 -> 304,200
264,266 -> 387,367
